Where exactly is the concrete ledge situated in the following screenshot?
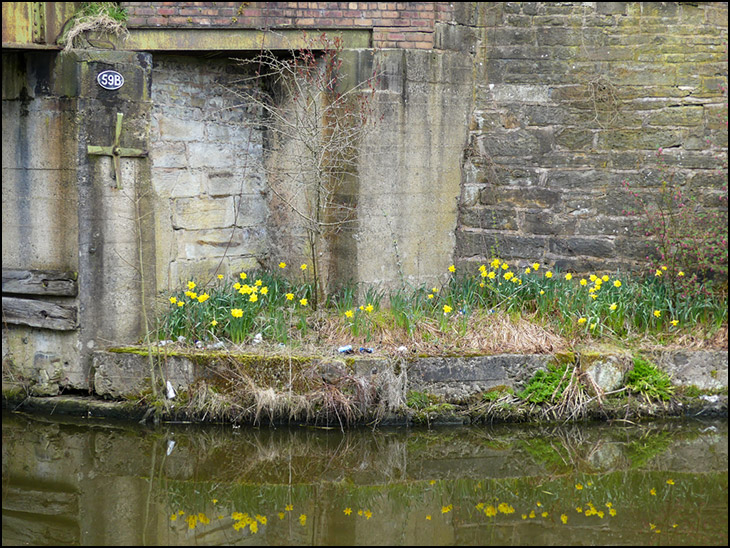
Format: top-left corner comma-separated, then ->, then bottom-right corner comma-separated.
88,348 -> 728,400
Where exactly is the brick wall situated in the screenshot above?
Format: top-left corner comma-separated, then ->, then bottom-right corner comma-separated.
122,2 -> 455,49
457,2 -> 728,275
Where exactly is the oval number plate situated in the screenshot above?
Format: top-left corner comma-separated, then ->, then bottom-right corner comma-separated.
97,70 -> 124,90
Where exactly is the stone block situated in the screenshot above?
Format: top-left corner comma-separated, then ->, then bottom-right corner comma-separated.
456,231 -> 548,260
152,168 -> 204,197
187,142 -> 236,169
150,142 -> 187,168
407,354 -> 551,400
549,236 -> 615,258
650,350 -> 728,390
480,187 -> 561,209
522,211 -> 577,235
460,207 -> 518,231
172,196 -> 235,229
582,354 -> 630,393
176,226 -> 266,260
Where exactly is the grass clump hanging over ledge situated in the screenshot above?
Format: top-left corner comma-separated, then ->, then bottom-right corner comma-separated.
59,2 -> 129,52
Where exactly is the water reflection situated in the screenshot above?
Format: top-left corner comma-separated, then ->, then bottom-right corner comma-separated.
2,410 -> 727,546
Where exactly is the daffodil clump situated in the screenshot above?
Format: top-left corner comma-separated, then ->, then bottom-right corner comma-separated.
158,257 -> 726,348
159,265 -> 313,345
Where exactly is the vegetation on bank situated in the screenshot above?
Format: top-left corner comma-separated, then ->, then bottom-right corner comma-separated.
157,258 -> 727,356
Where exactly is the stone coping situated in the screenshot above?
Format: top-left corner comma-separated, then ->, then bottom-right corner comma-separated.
3,348 -> 726,426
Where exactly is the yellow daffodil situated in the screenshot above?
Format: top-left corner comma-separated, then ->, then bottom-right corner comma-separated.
504,271 -> 513,280
344,508 -> 352,515
532,262 -> 540,270
286,293 -> 294,301
655,269 -> 662,276
299,514 -> 307,526
177,301 -> 184,307
666,478 -> 675,485
170,296 -> 177,304
580,278 -> 588,286
211,319 -> 218,327
670,319 -> 678,326
240,272 -> 247,280
488,271 -> 496,279
545,271 -> 553,278
285,504 -> 293,512
197,293 -> 209,303
653,310 -> 661,318
365,303 -> 374,313
249,294 -> 258,303
614,279 -> 622,287
609,303 -> 617,311
428,293 -> 434,299
678,271 -> 685,277
187,281 -> 196,290
565,273 -> 573,280
575,483 -> 584,490
539,290 -> 545,295
301,264 -> 307,271
525,267 -> 532,274
426,515 -> 432,520
300,298 -> 308,306
650,488 -> 656,496
577,318 -> 587,325
661,265 -> 668,271
345,309 -> 354,318
217,274 -> 224,279
561,514 -> 568,524
448,264 -> 456,273
501,262 -> 509,270
443,304 -> 452,314
279,262 -> 286,268
231,308 -> 243,318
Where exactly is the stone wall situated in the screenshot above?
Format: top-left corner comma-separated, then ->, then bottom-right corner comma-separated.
457,2 -> 728,274
149,54 -> 268,288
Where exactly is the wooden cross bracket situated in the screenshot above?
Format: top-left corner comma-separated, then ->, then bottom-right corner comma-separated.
87,112 -> 147,189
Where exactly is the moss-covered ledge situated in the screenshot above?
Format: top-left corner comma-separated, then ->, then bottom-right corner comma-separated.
3,347 -> 727,427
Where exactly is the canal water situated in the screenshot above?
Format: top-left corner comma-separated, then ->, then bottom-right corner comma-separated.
2,410 -> 727,546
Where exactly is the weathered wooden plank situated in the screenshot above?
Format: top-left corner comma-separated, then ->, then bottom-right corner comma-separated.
2,296 -> 78,330
2,269 -> 78,297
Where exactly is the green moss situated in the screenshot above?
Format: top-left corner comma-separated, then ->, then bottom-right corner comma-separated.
481,385 -> 514,402
553,351 -> 576,365
625,355 -> 675,402
519,363 -> 572,404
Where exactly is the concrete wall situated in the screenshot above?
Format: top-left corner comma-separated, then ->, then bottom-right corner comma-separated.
2,51 -> 81,394
2,49 -> 154,393
456,2 -> 728,273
